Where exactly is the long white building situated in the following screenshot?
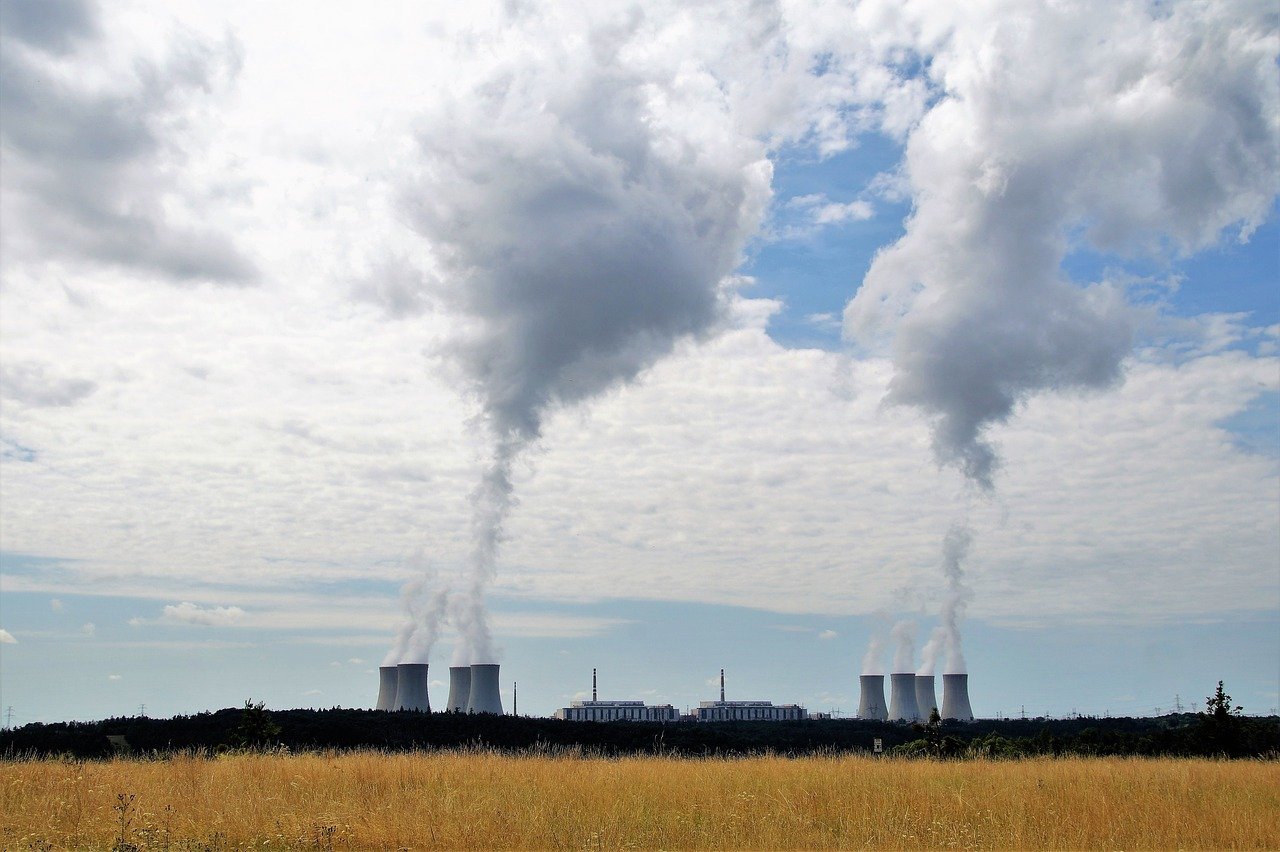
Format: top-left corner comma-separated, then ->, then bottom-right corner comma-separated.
696,700 -> 807,721
554,700 -> 679,722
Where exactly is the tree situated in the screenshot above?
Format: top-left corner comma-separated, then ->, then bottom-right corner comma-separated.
231,700 -> 281,749
1197,681 -> 1244,756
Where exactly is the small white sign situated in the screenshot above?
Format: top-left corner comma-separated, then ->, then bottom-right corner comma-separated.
873,738 -> 883,753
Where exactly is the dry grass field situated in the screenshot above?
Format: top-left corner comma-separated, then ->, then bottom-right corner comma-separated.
2,750 -> 1277,850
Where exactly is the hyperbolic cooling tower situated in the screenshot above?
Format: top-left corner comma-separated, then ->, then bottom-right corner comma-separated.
941,673 -> 974,721
466,663 -> 503,714
376,665 -> 399,711
888,672 -> 922,722
446,666 -> 472,712
394,663 -> 430,712
915,674 -> 937,720
857,674 -> 888,721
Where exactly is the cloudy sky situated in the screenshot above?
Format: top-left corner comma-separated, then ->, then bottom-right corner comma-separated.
1,0 -> 1277,724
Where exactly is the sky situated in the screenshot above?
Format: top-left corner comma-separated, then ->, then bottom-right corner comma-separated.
1,0 -> 1277,725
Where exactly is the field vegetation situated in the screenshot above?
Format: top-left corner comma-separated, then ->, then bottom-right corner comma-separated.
3,750 -> 1277,850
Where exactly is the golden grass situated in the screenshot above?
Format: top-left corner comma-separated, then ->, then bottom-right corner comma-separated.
2,751 -> 1277,850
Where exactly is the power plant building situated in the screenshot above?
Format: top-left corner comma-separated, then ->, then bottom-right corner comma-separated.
696,700 -> 807,721
554,700 -> 679,722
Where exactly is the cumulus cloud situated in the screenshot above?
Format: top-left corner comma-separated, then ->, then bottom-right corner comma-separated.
843,0 -> 1280,488
0,0 -> 255,283
160,602 -> 245,626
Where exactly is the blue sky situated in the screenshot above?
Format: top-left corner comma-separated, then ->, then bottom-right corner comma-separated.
1,0 -> 1277,726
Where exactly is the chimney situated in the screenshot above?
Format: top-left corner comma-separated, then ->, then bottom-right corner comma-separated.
889,672 -> 922,722
446,666 -> 472,713
857,674 -> 888,721
466,663 -> 504,714
376,665 -> 399,711
915,675 -> 937,720
941,673 -> 974,721
720,668 -> 725,702
394,663 -> 430,712
513,681 -> 517,716
592,667 -> 597,702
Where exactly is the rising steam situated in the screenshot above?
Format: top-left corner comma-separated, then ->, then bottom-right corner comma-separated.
939,524 -> 974,674
383,554 -> 452,666
861,631 -> 885,676
890,619 -> 916,673
916,625 -> 947,677
405,7 -> 770,665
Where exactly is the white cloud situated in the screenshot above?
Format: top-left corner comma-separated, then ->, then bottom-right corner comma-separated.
108,674 -> 122,681
50,598 -> 63,612
81,622 -> 95,637
818,630 -> 838,641
0,628 -> 16,644
160,602 -> 246,627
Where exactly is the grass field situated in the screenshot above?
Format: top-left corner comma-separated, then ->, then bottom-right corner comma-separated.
2,750 -> 1277,850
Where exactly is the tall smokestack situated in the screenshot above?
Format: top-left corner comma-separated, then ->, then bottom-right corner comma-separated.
466,663 -> 503,714
446,665 -> 471,712
941,673 -> 974,721
592,668 -> 597,702
376,665 -> 399,711
720,668 -> 725,702
857,674 -> 888,721
915,674 -> 937,720
513,681 -> 517,716
889,673 -> 922,722
394,663 -> 430,712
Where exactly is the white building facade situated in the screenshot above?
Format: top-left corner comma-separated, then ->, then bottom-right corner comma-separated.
696,700 -> 807,721
554,700 -> 680,722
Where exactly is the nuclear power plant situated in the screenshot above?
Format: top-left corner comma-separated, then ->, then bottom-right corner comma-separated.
915,674 -> 937,719
376,659 -> 975,722
394,663 -> 430,712
941,673 -> 975,722
889,672 -> 922,722
446,666 -> 471,712
857,674 -> 887,721
375,665 -> 398,711
466,663 -> 504,714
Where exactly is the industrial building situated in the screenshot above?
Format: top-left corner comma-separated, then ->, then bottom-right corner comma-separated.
696,669 -> 808,721
553,668 -> 679,722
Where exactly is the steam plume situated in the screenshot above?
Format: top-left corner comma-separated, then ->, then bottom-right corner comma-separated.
843,1 -> 1278,489
861,631 -> 885,676
383,556 -> 452,666
916,625 -> 947,677
406,7 -> 770,664
940,524 -> 974,673
891,619 -> 916,672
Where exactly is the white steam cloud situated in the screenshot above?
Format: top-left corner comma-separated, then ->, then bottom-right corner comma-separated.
843,1 -> 1279,489
861,631 -> 885,676
940,524 -> 974,674
383,555 -> 452,667
405,6 -> 771,665
890,619 -> 916,673
916,625 -> 947,678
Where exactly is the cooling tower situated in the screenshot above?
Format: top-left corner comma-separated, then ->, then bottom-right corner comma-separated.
915,674 -> 937,720
394,663 -> 430,712
446,666 -> 471,712
941,673 -> 974,721
376,665 -> 399,711
888,672 -> 922,722
857,674 -> 888,721
466,663 -> 503,714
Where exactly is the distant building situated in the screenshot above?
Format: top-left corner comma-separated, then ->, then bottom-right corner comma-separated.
554,700 -> 679,722
696,700 -> 807,722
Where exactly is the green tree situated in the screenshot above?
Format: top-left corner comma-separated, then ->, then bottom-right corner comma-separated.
231,700 -> 281,749
1197,680 -> 1244,756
